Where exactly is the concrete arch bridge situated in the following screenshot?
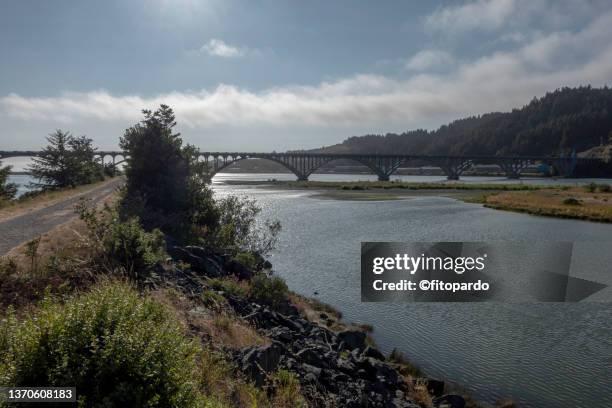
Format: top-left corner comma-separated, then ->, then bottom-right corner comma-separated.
199,152 -> 592,181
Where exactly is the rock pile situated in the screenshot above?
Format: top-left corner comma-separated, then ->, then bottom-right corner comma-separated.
168,245 -> 467,408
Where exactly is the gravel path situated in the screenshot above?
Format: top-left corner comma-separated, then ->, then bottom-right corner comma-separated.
0,178 -> 124,255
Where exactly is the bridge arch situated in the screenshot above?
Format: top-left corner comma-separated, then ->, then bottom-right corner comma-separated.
201,153 -> 410,181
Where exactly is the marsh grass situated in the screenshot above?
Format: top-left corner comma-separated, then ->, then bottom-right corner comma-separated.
485,187 -> 612,222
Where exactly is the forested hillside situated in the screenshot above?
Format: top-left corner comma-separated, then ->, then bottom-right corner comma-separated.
312,87 -> 612,157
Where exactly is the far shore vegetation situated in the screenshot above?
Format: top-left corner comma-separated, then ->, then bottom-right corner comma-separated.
245,179 -> 612,222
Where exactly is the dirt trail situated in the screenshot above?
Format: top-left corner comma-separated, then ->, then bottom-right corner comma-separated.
0,178 -> 124,255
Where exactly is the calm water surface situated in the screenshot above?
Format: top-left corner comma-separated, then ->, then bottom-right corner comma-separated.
211,173 -> 611,408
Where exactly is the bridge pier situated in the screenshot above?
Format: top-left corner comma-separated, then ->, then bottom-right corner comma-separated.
497,158 -> 532,179
429,158 -> 472,180
377,174 -> 390,181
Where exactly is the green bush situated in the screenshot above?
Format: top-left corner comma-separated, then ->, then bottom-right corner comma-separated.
232,251 -> 259,271
207,277 -> 247,298
0,160 -> 17,201
76,200 -> 166,282
249,274 -> 289,310
598,183 -> 611,193
585,182 -> 597,193
563,197 -> 581,205
0,282 -> 206,407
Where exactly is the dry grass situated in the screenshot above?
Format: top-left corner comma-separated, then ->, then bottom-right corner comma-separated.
408,378 -> 434,408
5,186 -> 120,269
155,286 -> 268,349
0,177 -> 119,222
484,186 -> 612,222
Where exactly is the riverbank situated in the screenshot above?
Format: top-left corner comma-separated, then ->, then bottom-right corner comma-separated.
236,179 -> 612,222
0,194 -> 511,407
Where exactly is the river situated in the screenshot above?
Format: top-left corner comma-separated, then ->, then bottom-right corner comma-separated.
210,173 -> 611,408
7,172 -> 612,407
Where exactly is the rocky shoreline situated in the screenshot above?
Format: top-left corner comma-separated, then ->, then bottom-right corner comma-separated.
166,244 -> 472,408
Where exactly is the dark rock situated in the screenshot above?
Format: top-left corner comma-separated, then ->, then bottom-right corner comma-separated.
301,363 -> 322,379
362,358 -> 402,388
336,357 -> 357,374
241,342 -> 284,386
362,346 -> 385,361
296,348 -> 328,368
433,394 -> 466,408
337,330 -> 366,351
266,326 -> 294,343
420,378 -> 445,397
274,299 -> 300,317
168,246 -> 223,277
225,259 -> 253,280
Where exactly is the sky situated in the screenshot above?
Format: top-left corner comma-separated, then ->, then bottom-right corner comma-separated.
1,0 -> 611,151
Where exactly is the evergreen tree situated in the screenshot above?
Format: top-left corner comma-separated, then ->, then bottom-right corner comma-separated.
119,105 -> 217,238
29,130 -> 103,189
0,161 -> 17,201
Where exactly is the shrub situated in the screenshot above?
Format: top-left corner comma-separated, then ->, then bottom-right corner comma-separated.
0,282 -> 205,407
200,290 -> 227,311
585,182 -> 597,193
562,197 -> 581,205
207,277 -> 248,298
232,251 -> 259,271
598,183 -> 611,193
76,200 -> 166,282
268,369 -> 306,407
211,195 -> 281,256
249,274 -> 289,309
0,160 -> 17,201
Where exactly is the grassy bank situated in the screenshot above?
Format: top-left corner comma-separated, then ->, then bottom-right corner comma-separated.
252,179 -> 612,222
480,186 -> 612,222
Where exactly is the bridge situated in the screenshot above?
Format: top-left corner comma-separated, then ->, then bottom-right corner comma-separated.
197,152 -> 594,180
0,150 -> 601,180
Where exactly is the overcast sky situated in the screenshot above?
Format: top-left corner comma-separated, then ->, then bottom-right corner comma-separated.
1,0 -> 611,151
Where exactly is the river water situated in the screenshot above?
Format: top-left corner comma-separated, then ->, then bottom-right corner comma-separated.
7,172 -> 612,407
210,173 -> 611,408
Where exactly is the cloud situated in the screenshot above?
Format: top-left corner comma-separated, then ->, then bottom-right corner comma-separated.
406,50 -> 454,71
201,38 -> 245,58
425,0 -> 516,33
2,10 -> 612,142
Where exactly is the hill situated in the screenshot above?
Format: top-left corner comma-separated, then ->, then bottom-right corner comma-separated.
309,86 -> 612,157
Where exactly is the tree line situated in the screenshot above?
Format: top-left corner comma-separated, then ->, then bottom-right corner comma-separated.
312,86 -> 612,157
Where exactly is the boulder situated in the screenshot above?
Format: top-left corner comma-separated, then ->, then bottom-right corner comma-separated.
361,358 -> 402,388
168,246 -> 223,277
225,259 -> 253,280
433,394 -> 466,408
241,342 -> 284,386
296,347 -> 328,368
337,330 -> 366,351
422,378 -> 445,397
362,346 -> 385,361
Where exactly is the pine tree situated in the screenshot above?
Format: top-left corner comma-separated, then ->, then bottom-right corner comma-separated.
29,130 -> 103,189
119,105 -> 217,237
30,130 -> 73,188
